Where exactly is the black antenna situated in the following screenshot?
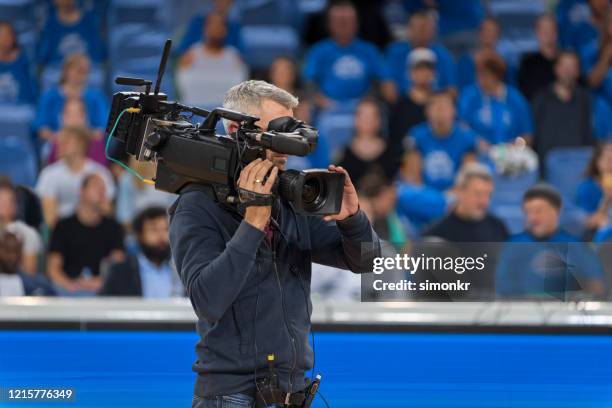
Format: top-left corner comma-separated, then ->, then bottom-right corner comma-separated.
154,39 -> 172,96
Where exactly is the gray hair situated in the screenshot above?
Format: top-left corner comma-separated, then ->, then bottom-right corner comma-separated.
455,162 -> 493,188
222,80 -> 299,132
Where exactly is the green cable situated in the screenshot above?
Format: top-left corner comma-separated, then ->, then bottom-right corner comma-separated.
104,108 -> 154,185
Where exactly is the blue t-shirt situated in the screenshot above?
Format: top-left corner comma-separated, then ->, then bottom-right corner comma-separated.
581,39 -> 612,106
496,229 -> 604,297
458,83 -> 533,144
303,38 -> 390,101
556,0 -> 594,49
594,97 -> 612,140
37,10 -> 105,65
34,86 -> 108,132
594,226 -> 612,243
408,122 -> 477,191
386,41 -> 456,94
0,52 -> 37,105
176,14 -> 242,56
575,177 -> 603,213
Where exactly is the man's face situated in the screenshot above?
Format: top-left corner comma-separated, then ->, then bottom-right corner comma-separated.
426,96 -> 455,131
0,189 -> 17,223
139,216 -> 169,249
536,17 -> 557,48
524,198 -> 559,238
258,99 -> 294,170
328,5 -> 357,44
81,175 -> 107,208
58,130 -> 87,160
456,178 -> 493,221
409,15 -> 435,46
204,14 -> 227,44
555,54 -> 579,85
410,65 -> 435,88
479,20 -> 499,48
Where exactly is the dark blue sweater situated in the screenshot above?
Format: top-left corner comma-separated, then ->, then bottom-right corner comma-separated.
169,189 -> 381,397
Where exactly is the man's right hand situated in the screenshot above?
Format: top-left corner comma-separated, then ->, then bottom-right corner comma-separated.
237,158 -> 278,231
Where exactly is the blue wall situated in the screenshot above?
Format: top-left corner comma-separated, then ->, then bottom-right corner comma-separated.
0,331 -> 611,407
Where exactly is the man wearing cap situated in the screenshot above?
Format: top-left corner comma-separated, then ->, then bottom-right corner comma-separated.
496,184 -> 605,299
389,47 -> 437,158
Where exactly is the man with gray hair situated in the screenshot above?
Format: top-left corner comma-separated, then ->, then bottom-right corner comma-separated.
423,162 -> 508,242
169,80 -> 381,407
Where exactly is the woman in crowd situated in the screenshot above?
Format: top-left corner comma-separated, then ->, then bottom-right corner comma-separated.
34,53 -> 108,164
336,98 -> 396,187
584,10 -> 612,106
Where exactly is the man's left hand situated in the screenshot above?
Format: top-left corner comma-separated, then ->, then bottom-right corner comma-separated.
323,165 -> 359,222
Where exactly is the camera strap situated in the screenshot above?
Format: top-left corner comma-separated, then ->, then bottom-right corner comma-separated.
237,187 -> 275,209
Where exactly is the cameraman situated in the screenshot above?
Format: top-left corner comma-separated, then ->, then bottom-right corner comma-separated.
169,80 -> 381,408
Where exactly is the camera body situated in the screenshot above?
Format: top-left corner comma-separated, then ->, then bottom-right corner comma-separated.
105,40 -> 344,215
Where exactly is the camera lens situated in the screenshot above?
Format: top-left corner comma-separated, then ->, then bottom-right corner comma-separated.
302,174 -> 326,212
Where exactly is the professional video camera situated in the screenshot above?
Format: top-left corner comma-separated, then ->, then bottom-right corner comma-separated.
105,40 -> 344,215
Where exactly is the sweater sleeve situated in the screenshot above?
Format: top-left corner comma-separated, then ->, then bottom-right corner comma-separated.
169,192 -> 265,322
308,210 -> 381,274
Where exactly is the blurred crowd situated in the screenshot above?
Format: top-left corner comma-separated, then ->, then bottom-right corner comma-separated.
1,0 -> 612,301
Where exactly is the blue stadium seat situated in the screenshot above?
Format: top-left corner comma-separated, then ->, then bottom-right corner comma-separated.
313,104 -> 357,160
0,135 -> 37,187
545,146 -> 593,201
0,104 -> 34,140
240,25 -> 299,70
107,0 -> 169,30
238,0 -> 299,26
490,169 -> 539,207
109,24 -> 169,62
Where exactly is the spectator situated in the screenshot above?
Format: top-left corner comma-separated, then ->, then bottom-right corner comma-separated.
47,98 -> 107,165
532,51 -> 594,165
37,0 -> 105,66
403,92 -> 477,192
496,184 -> 605,299
517,15 -> 561,101
594,96 -> 612,140
100,207 -> 183,298
176,0 -> 241,56
388,48 -> 435,155
0,21 -> 36,105
424,162 -> 508,242
458,51 -> 533,147
34,54 -> 108,160
0,178 -> 42,275
583,9 -> 612,106
116,158 -> 175,227
457,17 -> 510,90
576,141 -> 612,232
47,174 -> 124,296
336,98 -> 396,186
176,13 -> 248,108
386,10 -> 456,96
302,1 -> 395,107
35,126 -> 115,229
562,0 -> 610,50
0,230 -> 55,297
